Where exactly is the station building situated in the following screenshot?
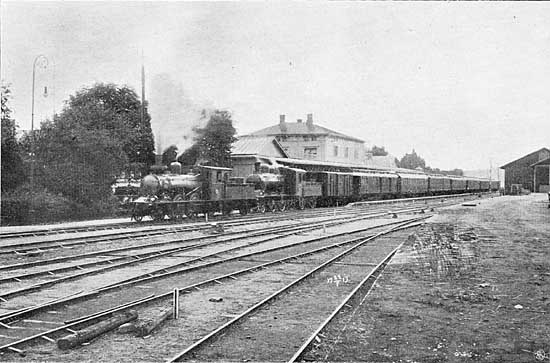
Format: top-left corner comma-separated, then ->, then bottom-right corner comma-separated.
500,147 -> 550,194
238,114 -> 367,165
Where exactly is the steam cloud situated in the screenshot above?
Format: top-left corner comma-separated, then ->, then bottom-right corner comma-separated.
147,73 -> 212,156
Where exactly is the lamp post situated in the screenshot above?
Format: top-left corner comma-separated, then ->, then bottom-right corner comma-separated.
30,54 -> 49,222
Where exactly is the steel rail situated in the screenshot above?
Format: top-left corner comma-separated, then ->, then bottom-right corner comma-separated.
0,192 -> 485,240
0,203 -> 351,242
166,218 -> 426,362
0,214 -> 423,324
0,207 -> 382,274
0,206 -> 367,255
288,237 -> 409,362
0,210 -> 359,300
0,203 -> 440,306
0,217 -> 426,355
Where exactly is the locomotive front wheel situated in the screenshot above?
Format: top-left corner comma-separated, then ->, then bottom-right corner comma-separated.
258,203 -> 266,214
133,214 -> 144,222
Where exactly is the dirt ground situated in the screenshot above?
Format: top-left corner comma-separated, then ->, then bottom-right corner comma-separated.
311,194 -> 550,363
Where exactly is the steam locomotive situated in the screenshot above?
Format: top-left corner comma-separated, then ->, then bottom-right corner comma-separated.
129,160 -> 499,221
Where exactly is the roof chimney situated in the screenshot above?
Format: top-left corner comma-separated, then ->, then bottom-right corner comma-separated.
306,113 -> 313,129
279,114 -> 287,132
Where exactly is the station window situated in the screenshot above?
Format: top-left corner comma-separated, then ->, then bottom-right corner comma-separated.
354,149 -> 358,159
304,147 -> 317,159
334,146 -> 338,157
345,147 -> 349,158
216,171 -> 222,182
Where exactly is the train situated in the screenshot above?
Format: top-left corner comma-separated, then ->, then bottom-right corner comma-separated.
129,159 -> 500,222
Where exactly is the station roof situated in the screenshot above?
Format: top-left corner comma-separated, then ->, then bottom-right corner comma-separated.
246,121 -> 364,143
232,136 -> 289,158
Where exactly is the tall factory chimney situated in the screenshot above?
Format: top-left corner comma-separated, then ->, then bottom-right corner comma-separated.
306,113 -> 313,130
279,114 -> 287,132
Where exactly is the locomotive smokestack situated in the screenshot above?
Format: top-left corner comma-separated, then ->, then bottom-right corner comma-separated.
279,114 -> 287,132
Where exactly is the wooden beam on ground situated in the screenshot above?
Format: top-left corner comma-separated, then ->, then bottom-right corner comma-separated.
134,309 -> 173,337
56,310 -> 138,350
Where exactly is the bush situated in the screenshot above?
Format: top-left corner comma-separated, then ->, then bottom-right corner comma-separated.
0,184 -> 120,225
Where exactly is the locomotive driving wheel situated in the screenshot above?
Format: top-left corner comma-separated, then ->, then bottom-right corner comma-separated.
186,193 -> 200,219
172,195 -> 184,221
269,199 -> 276,213
151,207 -> 165,222
257,201 -> 266,214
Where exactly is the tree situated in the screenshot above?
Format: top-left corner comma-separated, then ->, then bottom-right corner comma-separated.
65,83 -> 155,169
177,110 -> 237,167
26,83 -> 155,204
177,143 -> 201,166
370,145 -> 388,156
162,145 -> 178,165
1,82 -> 26,192
398,149 -> 426,170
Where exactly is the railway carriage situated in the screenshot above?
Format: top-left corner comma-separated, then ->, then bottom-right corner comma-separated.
351,172 -> 398,199
427,175 -> 452,195
466,178 -> 481,192
450,176 -> 468,193
397,172 -> 429,196
479,179 -> 491,192
308,171 -> 353,206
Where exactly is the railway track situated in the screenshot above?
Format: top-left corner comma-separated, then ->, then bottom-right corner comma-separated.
0,204 -> 378,256
0,192 -> 484,241
0,207 -> 401,301
0,193 -> 483,258
167,219 -> 422,362
0,216 -> 426,357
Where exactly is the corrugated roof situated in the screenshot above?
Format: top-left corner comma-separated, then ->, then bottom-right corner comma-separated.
232,137 -> 289,158
247,122 -> 364,143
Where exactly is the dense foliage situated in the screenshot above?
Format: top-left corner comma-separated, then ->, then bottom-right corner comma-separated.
22,83 -> 155,205
1,83 -> 26,192
370,145 -> 388,156
397,149 -> 426,170
177,110 -> 237,167
396,149 -> 463,176
1,83 -> 155,224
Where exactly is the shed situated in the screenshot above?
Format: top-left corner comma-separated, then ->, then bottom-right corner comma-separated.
531,157 -> 550,193
500,148 -> 550,194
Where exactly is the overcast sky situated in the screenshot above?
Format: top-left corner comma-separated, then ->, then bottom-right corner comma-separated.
2,2 -> 549,170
